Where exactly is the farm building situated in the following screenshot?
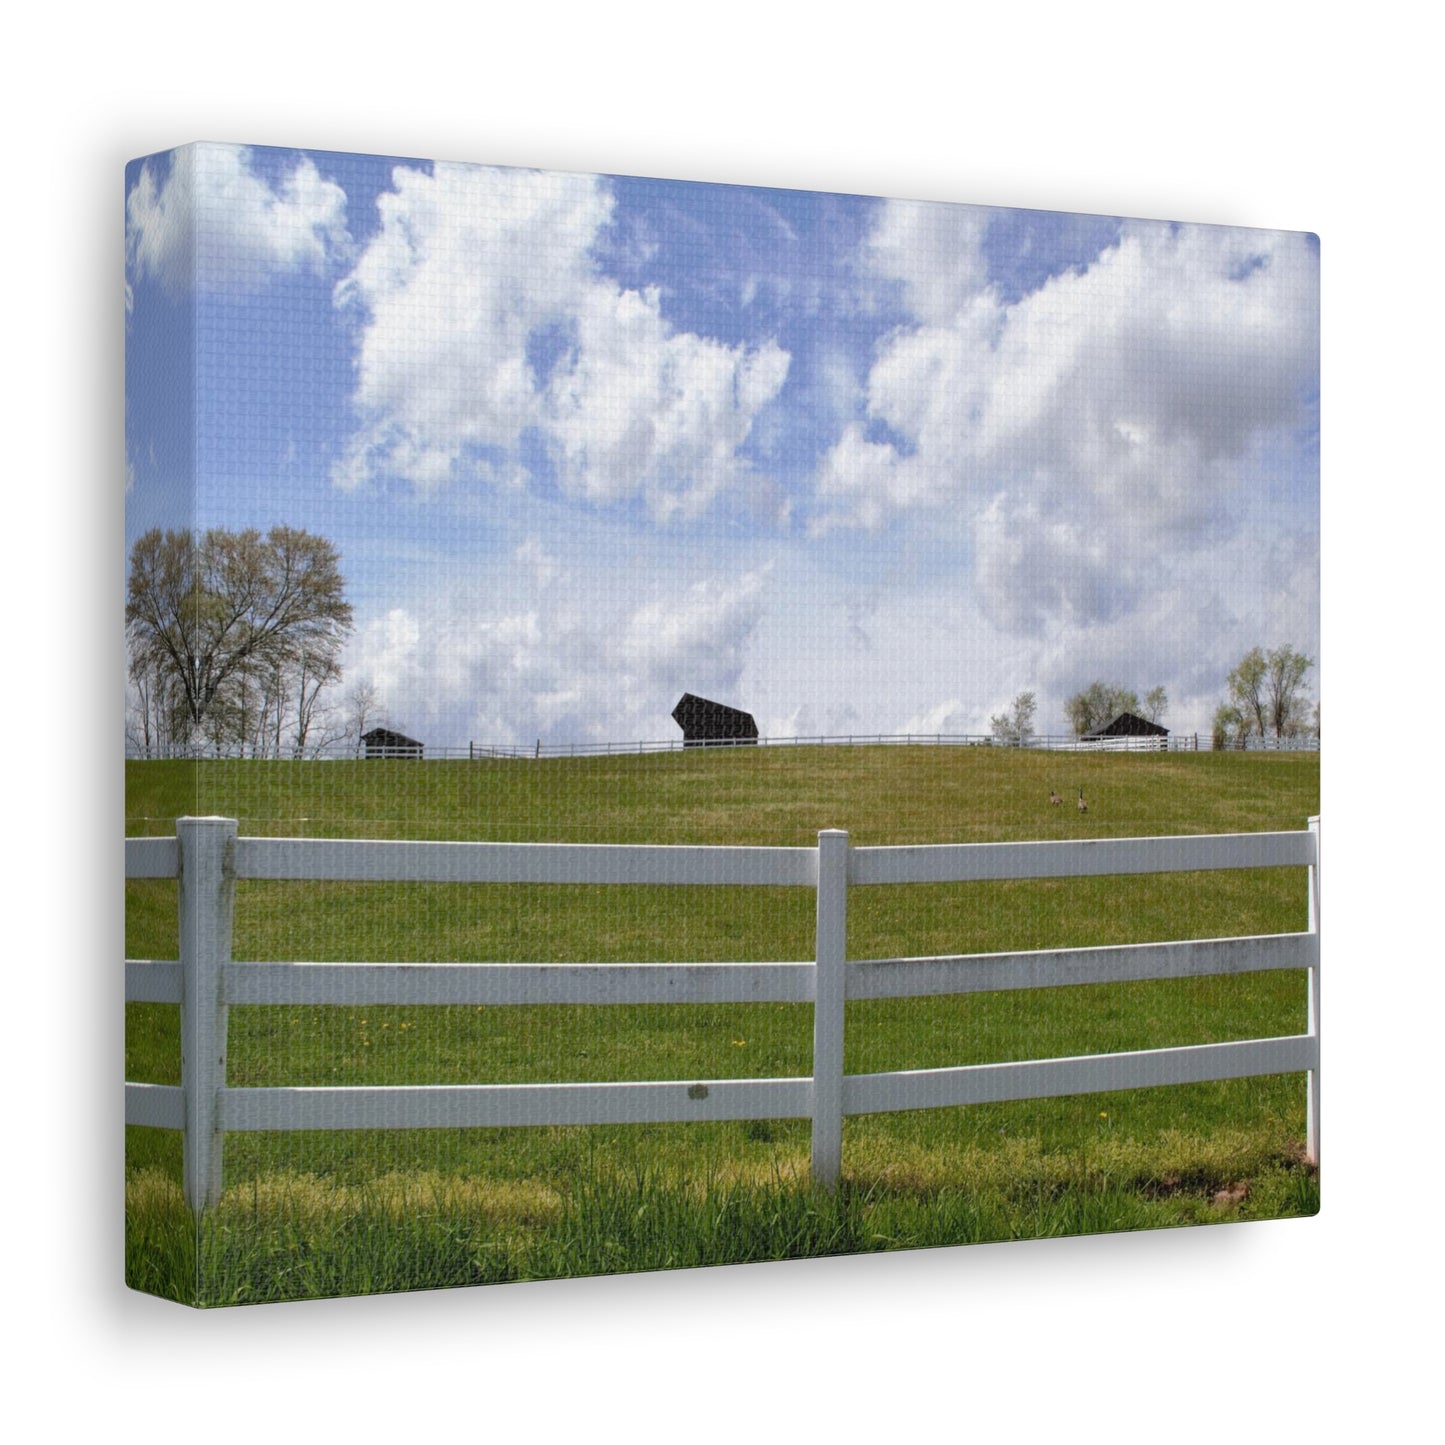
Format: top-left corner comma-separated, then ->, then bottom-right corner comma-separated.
362,727 -> 424,758
1084,712 -> 1169,745
671,693 -> 760,747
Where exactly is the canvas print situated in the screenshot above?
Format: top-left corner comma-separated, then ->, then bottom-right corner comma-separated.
124,143 -> 1320,1307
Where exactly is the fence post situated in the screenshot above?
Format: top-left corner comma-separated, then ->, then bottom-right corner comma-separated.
812,829 -> 849,1189
177,816 -> 237,1212
1306,815 -> 1321,1166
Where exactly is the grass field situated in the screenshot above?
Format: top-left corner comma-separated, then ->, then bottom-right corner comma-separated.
125,746 -> 1320,1305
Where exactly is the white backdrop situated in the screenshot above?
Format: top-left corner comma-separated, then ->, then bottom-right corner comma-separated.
5,2 -> 1431,1437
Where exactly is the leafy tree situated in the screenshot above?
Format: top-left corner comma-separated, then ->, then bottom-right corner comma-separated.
990,691 -> 1037,746
1142,685 -> 1168,725
125,643 -> 191,755
126,527 -> 353,753
343,678 -> 389,758
1225,644 -> 1314,740
1265,645 -> 1314,738
1065,682 -> 1140,737
1212,701 -> 1244,751
1226,647 -> 1268,739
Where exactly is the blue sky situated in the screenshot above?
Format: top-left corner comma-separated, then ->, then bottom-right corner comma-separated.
125,143 -> 1319,747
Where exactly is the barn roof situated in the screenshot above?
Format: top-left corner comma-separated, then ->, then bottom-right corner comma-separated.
1085,711 -> 1169,738
362,727 -> 424,748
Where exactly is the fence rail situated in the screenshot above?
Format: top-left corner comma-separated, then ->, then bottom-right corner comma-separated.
125,817 -> 1321,1208
126,730 -> 1320,762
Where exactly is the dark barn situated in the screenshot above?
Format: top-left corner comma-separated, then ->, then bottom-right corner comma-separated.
1084,712 -> 1169,742
671,693 -> 760,747
362,727 -> 425,758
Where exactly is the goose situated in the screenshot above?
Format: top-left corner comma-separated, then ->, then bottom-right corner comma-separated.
1077,788 -> 1088,813
1049,788 -> 1062,806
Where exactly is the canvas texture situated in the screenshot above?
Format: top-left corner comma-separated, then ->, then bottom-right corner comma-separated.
124,143 -> 1321,1307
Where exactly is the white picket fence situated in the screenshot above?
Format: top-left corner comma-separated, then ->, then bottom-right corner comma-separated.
125,817 -> 1321,1210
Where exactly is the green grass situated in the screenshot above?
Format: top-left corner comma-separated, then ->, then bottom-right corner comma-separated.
125,747 -> 1320,1304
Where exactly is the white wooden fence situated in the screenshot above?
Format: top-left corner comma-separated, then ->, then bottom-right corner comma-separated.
130,729 -> 1327,762
125,817 -> 1321,1209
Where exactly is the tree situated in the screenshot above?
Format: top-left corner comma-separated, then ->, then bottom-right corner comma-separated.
126,527 -> 353,752
1142,686 -> 1168,726
1065,682 -> 1140,737
1212,701 -> 1244,751
290,649 -> 344,756
126,637 -> 192,755
1265,645 -> 1314,738
1226,647 -> 1268,739
342,678 -> 388,758
990,691 -> 1037,746
1225,644 -> 1313,741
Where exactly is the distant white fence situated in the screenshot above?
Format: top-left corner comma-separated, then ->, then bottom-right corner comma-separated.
464,732 -> 1211,758
125,817 -> 1321,1209
125,730 -> 1266,760
1224,735 -> 1322,752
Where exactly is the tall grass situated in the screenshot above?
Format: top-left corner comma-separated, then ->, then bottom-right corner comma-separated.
127,1123 -> 1318,1305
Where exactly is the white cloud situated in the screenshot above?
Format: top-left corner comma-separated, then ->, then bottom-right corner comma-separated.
514,538 -> 559,587
126,143 -> 349,295
763,703 -> 817,739
899,698 -> 979,735
816,215 -> 1319,643
331,163 -> 789,515
863,196 -> 992,324
813,422 -> 921,533
345,563 -> 771,748
616,567 -> 770,707
798,209 -> 1319,738
356,608 -> 422,705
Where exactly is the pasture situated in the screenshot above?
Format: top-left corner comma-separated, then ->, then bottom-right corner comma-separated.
125,746 -> 1320,1304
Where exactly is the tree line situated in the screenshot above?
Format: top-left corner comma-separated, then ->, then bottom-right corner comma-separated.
124,526 -> 387,758
1211,646 -> 1316,748
992,647 -> 1314,749
991,681 -> 1168,744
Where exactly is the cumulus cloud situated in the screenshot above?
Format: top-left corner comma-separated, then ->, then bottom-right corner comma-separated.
345,564 -> 770,748
331,163 -> 789,515
899,698 -> 979,736
863,196 -> 992,324
616,568 -> 770,708
514,538 -> 559,587
816,212 -> 1319,639
763,703 -> 817,739
126,143 -> 350,295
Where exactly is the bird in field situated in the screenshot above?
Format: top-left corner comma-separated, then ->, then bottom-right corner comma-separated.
1049,788 -> 1062,806
1078,788 -> 1088,813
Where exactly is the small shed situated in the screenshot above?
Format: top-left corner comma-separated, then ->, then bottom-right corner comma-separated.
362,727 -> 424,759
1086,713 -> 1167,739
671,693 -> 759,747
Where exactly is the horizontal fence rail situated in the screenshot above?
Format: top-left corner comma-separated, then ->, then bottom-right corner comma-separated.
125,816 -> 1321,1208
232,837 -> 817,886
844,1036 -> 1320,1116
222,961 -> 818,1007
124,837 -> 179,878
846,932 -> 1316,1000
218,1079 -> 814,1132
851,830 -> 1314,884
